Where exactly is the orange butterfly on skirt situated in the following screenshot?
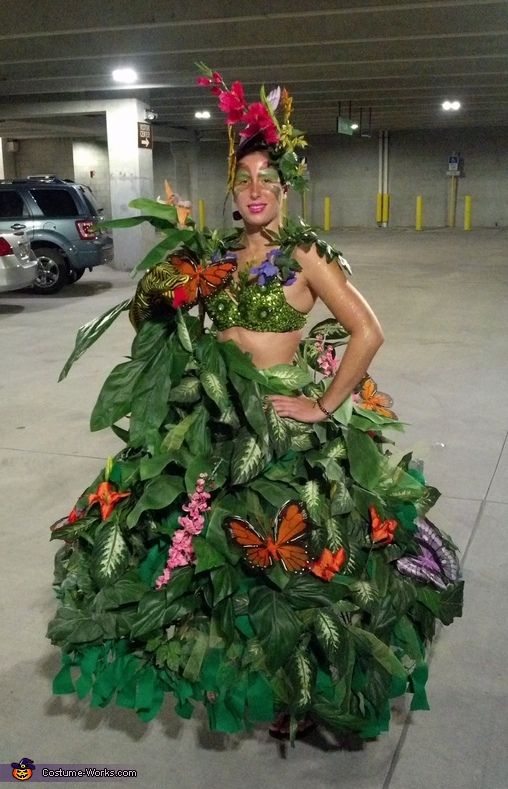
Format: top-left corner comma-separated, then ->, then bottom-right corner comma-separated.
356,375 -> 398,420
168,255 -> 237,308
224,500 -> 311,573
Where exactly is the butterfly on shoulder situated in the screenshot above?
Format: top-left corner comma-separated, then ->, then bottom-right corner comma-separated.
356,375 -> 397,420
224,500 -> 312,573
396,516 -> 460,590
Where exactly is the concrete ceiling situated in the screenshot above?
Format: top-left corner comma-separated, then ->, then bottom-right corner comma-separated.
0,0 -> 507,141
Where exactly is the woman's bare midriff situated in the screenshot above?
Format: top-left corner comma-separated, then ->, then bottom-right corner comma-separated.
217,326 -> 302,369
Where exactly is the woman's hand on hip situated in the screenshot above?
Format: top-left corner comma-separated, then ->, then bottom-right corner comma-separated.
265,394 -> 328,423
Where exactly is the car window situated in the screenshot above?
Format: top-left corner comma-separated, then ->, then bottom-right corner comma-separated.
29,188 -> 79,217
82,193 -> 100,216
0,190 -> 29,218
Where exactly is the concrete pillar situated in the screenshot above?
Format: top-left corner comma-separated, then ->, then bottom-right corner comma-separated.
170,139 -> 200,211
106,100 -> 155,271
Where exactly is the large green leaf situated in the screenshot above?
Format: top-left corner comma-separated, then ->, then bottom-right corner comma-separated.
131,567 -> 194,638
230,428 -> 265,484
345,427 -> 385,489
58,299 -> 131,381
193,536 -> 227,573
248,587 -> 302,671
47,606 -> 104,648
129,352 -> 172,448
211,564 -> 239,605
185,404 -> 211,456
287,647 -> 314,711
140,451 -> 182,480
91,520 -> 130,586
229,372 -> 267,440
249,478 -> 297,508
90,358 -> 146,431
94,572 -> 148,610
350,626 -> 407,680
283,574 -> 347,609
176,309 -> 194,352
126,475 -> 184,528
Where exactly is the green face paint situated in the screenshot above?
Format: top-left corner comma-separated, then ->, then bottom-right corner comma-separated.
233,166 -> 282,194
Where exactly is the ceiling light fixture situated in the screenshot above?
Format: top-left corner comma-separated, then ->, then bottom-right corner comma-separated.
350,123 -> 359,130
112,68 -> 138,84
195,110 -> 211,119
442,100 -> 461,111
144,108 -> 158,121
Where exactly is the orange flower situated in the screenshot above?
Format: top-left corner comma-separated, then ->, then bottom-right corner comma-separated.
309,547 -> 347,582
88,481 -> 130,521
369,506 -> 397,545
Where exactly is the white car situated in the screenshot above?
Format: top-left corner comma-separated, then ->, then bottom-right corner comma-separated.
0,230 -> 39,292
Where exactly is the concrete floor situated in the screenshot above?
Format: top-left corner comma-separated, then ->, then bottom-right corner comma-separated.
1,227 -> 507,788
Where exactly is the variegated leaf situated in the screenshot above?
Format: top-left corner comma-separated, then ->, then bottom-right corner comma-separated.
266,405 -> 292,456
326,437 -> 347,459
92,520 -> 129,585
176,310 -> 193,352
324,516 -> 347,552
351,580 -> 378,608
263,364 -> 312,390
314,610 -> 343,662
301,480 -> 324,521
230,429 -> 264,484
288,648 -> 313,710
168,377 -> 201,403
219,404 -> 241,429
200,370 -> 230,410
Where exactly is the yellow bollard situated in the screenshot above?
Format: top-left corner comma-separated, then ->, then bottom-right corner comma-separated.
382,193 -> 390,224
464,195 -> 472,231
324,196 -> 331,231
376,193 -> 383,223
416,195 -> 423,231
198,199 -> 206,230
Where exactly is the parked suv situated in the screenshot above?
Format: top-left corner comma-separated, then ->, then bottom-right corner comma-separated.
0,176 -> 113,293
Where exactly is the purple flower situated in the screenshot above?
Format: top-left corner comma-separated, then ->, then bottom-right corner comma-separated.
211,251 -> 237,264
283,273 -> 297,286
250,259 -> 279,286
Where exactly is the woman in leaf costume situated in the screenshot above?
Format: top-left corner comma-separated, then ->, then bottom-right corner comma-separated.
48,66 -> 463,746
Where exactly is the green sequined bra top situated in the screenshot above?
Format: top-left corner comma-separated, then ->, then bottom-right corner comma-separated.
206,249 -> 307,333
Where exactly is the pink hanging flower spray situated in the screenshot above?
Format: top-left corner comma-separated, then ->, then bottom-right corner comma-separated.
314,334 -> 340,378
155,473 -> 211,589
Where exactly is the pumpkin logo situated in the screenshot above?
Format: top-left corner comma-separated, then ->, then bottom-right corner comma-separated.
10,757 -> 35,781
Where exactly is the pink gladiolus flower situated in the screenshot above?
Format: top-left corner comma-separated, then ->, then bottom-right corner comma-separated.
218,81 -> 247,123
240,102 -> 280,145
155,473 -> 211,589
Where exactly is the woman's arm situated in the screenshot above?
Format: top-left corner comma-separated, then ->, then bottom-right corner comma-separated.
269,245 -> 384,422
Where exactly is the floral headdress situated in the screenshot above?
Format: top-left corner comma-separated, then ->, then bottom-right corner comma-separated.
196,63 -> 309,193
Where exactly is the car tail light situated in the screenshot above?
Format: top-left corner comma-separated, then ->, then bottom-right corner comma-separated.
0,236 -> 13,255
75,220 -> 98,240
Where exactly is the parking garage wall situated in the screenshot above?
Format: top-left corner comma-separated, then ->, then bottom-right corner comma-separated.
72,140 -> 111,219
194,127 -> 508,230
6,138 -> 74,182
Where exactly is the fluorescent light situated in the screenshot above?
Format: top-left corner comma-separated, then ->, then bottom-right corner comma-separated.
195,110 -> 211,119
112,68 -> 138,84
442,99 -> 461,111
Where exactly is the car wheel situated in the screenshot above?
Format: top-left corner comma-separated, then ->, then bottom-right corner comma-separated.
32,247 -> 68,294
67,268 -> 85,283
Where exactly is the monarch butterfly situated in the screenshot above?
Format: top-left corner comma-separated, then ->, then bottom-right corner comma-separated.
129,254 -> 237,328
224,500 -> 311,573
169,255 -> 237,306
357,376 -> 398,420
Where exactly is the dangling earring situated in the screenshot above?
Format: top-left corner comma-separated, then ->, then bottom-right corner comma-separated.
232,210 -> 242,220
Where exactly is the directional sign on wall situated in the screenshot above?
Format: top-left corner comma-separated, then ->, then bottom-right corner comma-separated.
138,122 -> 153,150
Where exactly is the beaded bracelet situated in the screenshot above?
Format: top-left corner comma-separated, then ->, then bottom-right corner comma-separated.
315,397 -> 333,419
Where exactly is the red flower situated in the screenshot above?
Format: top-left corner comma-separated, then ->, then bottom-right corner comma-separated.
369,506 -> 398,545
88,482 -> 130,521
240,102 -> 280,145
196,71 -> 223,95
68,507 -> 81,524
172,285 -> 189,309
309,547 -> 347,582
218,81 -> 247,123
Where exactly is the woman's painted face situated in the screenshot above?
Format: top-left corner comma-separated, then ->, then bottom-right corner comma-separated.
233,151 -> 284,228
